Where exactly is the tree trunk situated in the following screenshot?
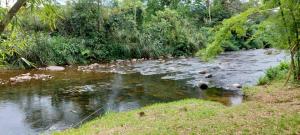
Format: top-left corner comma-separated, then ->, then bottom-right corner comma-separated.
289,6 -> 300,79
0,0 -> 27,34
206,0 -> 211,24
278,1 -> 296,81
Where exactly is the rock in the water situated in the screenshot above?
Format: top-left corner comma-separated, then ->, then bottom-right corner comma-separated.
264,50 -> 273,55
131,59 -> 137,63
167,54 -> 174,59
10,77 -> 17,82
232,83 -> 242,88
179,56 -> 186,59
46,66 -> 65,71
21,73 -> 31,76
9,73 -> 53,84
199,70 -> 208,74
205,74 -> 213,78
19,75 -> 32,80
198,81 -> 209,89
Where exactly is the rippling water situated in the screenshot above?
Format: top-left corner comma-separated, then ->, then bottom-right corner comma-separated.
0,49 -> 287,134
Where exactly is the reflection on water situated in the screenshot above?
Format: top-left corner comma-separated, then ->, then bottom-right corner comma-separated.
0,68 -> 242,135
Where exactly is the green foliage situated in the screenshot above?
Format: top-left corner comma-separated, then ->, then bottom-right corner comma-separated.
0,0 -> 255,68
198,8 -> 261,60
143,9 -> 201,57
258,61 -> 289,85
199,0 -> 300,80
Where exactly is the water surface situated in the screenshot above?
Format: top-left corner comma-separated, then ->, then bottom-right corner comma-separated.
0,49 -> 287,134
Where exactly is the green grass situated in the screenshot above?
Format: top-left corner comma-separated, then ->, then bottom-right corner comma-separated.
55,80 -> 300,135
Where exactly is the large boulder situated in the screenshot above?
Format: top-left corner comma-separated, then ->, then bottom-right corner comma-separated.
46,66 -> 65,71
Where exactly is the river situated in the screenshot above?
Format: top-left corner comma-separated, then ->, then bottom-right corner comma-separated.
0,49 -> 287,135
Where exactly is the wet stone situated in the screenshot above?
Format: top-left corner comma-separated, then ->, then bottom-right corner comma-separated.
199,70 -> 208,74
198,81 -> 209,89
205,74 -> 213,78
9,73 -> 53,84
46,66 -> 65,71
232,83 -> 242,88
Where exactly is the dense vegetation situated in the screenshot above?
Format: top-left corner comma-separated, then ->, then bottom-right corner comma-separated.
0,0 -> 255,68
200,0 -> 300,81
0,0 -> 300,81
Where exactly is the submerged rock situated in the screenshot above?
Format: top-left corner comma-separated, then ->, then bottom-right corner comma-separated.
46,66 -> 65,71
198,81 -> 209,89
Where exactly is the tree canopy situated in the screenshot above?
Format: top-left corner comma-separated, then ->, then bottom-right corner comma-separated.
1,0 -> 299,82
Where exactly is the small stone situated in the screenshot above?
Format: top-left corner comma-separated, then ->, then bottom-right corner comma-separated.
205,74 -> 213,78
46,66 -> 65,71
264,50 -> 273,55
232,83 -> 242,88
132,59 -> 137,62
167,54 -> 173,59
10,77 -> 16,82
179,56 -> 186,59
19,76 -> 32,80
199,70 -> 208,74
116,59 -> 123,62
21,73 -> 30,76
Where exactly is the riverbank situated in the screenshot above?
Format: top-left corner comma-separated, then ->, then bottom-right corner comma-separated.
54,80 -> 300,135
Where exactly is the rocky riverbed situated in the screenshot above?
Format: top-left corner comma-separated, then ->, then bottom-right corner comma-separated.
77,49 -> 288,91
0,49 -> 287,135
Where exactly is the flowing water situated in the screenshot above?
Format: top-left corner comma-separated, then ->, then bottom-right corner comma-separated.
0,49 -> 287,135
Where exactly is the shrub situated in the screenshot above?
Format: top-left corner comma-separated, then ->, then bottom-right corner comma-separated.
19,34 -> 87,66
257,61 -> 289,85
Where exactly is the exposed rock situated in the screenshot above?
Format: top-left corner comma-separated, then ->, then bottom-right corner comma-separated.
33,74 -> 53,80
232,83 -> 242,88
264,49 -> 273,55
199,70 -> 208,74
179,56 -> 186,59
46,66 -> 65,71
21,73 -> 31,76
0,79 -> 6,85
116,60 -> 125,64
9,73 -> 53,84
205,74 -> 213,78
78,63 -> 107,72
167,54 -> 173,59
19,75 -> 32,81
131,59 -> 137,63
198,81 -> 209,89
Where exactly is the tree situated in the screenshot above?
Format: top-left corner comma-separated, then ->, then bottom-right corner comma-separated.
200,0 -> 300,81
0,0 -> 27,34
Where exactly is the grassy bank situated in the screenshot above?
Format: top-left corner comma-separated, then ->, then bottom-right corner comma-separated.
54,79 -> 300,135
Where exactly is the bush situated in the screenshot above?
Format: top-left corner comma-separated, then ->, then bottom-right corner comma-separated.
21,34 -> 87,66
258,61 -> 289,85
